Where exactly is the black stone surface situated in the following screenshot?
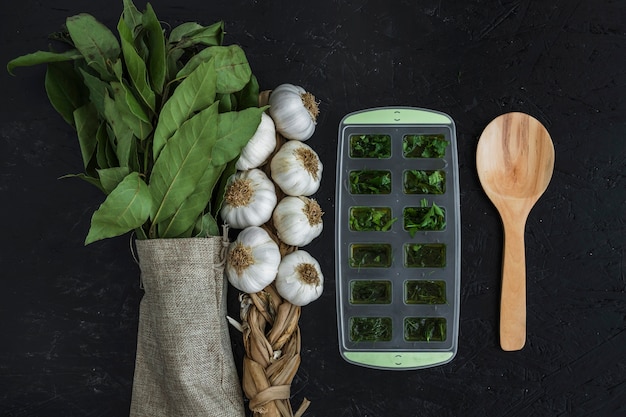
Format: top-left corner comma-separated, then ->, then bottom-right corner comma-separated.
1,1 -> 625,416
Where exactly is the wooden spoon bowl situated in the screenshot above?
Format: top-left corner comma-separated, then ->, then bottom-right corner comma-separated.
476,112 -> 554,351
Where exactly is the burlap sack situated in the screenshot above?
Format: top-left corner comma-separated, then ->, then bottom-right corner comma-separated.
130,237 -> 245,417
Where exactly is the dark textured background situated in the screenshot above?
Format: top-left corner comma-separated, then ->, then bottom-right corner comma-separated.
1,0 -> 625,416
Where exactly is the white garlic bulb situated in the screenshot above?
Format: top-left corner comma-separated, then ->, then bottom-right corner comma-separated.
268,83 -> 319,141
236,112 -> 277,170
225,226 -> 281,294
272,196 -> 323,247
275,250 -> 324,306
270,140 -> 323,196
220,169 -> 277,229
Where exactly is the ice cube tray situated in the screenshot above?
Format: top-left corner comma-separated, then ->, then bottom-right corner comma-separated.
335,107 -> 461,370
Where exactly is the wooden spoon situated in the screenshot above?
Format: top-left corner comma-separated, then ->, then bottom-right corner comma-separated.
476,112 -> 555,351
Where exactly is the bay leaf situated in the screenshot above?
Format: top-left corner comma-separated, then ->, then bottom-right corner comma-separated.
194,212 -> 220,238
211,106 -> 267,166
170,21 -> 224,48
152,58 -> 216,160
118,15 -> 156,112
44,61 -> 88,126
78,67 -> 110,118
73,103 -> 99,170
98,167 -> 131,194
66,13 -> 120,80
210,159 -> 238,218
142,4 -> 166,94
122,0 -> 143,34
148,101 -> 219,228
7,49 -> 83,75
157,163 -> 225,238
85,172 -> 152,245
176,45 -> 251,94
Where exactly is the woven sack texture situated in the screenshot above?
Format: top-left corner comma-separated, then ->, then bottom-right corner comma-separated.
130,237 -> 245,417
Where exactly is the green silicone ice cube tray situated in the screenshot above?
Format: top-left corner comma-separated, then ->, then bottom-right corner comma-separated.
335,107 -> 461,370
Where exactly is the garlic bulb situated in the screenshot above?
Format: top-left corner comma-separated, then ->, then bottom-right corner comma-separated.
225,226 -> 281,294
236,112 -> 277,170
268,83 -> 319,141
220,169 -> 277,229
270,140 -> 323,196
272,196 -> 323,247
275,250 -> 324,306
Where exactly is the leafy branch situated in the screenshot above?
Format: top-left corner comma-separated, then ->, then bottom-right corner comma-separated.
8,0 -> 266,244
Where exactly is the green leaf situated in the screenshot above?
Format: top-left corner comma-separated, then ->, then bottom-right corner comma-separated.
73,103 -> 99,169
106,82 -> 151,150
211,159 -> 238,219
59,173 -> 104,193
44,61 -> 88,126
103,86 -> 137,169
7,49 -> 83,75
95,122 -> 119,169
233,74 -> 260,110
152,58 -> 216,160
148,102 -> 219,229
176,45 -> 251,94
195,212 -> 220,237
66,13 -> 120,80
169,21 -> 224,47
122,0 -> 143,34
142,4 -> 166,94
118,15 -> 156,112
211,106 -> 266,166
157,163 -> 225,238
78,67 -> 110,117
97,167 -> 131,194
85,172 -> 152,244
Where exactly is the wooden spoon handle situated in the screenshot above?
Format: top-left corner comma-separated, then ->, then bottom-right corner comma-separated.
500,220 -> 527,351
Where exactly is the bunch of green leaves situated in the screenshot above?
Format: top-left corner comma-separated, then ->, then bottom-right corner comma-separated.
348,206 -> 397,232
7,0 -> 266,244
349,244 -> 392,268
402,134 -> 448,158
350,317 -> 392,342
403,169 -> 446,194
349,134 -> 391,158
403,198 -> 446,237
404,243 -> 446,268
404,317 -> 446,342
405,280 -> 446,304
349,170 -> 392,194
349,280 -> 392,304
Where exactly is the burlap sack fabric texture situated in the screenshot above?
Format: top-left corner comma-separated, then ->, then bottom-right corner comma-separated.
130,237 -> 245,417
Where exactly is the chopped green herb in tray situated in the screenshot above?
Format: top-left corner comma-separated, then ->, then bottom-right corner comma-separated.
404,170 -> 445,194
349,206 -> 397,232
403,199 -> 446,236
405,280 -> 446,304
350,317 -> 393,342
349,244 -> 392,268
404,243 -> 446,267
350,170 -> 392,194
404,317 -> 446,342
350,134 -> 391,158
403,134 -> 449,158
350,280 -> 392,304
